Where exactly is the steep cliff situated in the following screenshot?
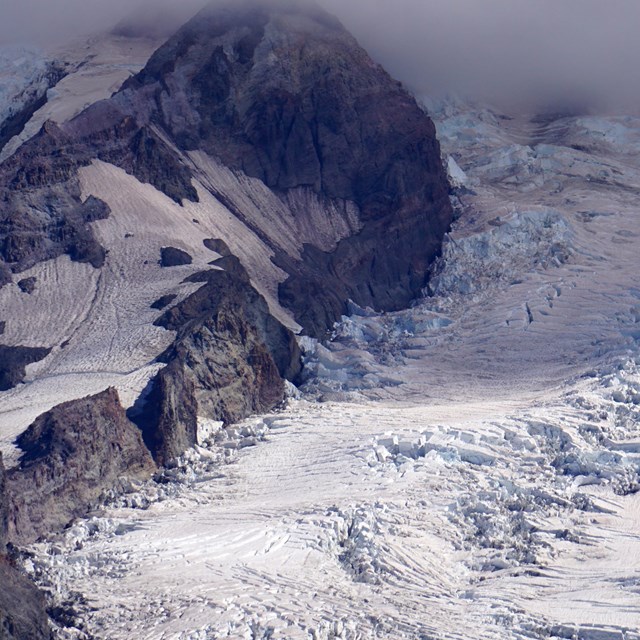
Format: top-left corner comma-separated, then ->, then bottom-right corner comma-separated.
6,388 -> 155,544
0,454 -> 51,640
133,258 -> 301,464
119,0 -> 453,334
0,0 -> 452,335
0,0 -> 451,485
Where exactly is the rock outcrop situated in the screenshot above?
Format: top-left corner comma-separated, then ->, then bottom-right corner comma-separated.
132,258 -> 302,464
0,454 -> 51,640
121,0 -> 453,334
0,0 -> 453,535
0,556 -> 51,640
0,345 -> 51,391
6,388 -> 155,544
160,246 -> 193,267
0,0 -> 452,332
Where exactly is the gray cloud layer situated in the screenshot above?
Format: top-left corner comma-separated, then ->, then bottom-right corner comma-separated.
2,0 -> 639,110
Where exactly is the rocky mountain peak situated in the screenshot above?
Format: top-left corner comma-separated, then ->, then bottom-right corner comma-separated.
113,0 -> 452,334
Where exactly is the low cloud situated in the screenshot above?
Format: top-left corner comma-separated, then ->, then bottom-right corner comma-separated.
2,0 -> 639,111
323,0 -> 640,110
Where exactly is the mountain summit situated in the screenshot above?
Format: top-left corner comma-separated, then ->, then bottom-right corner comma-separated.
119,0 -> 453,333
1,0 -> 452,335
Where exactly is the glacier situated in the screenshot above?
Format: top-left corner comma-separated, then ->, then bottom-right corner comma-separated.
9,94 -> 640,639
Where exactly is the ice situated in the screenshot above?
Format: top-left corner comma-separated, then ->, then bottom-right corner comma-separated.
4,85 -> 640,638
446,155 -> 469,188
0,45 -> 57,141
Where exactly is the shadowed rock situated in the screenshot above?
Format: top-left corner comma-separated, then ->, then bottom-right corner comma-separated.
0,0 -> 451,335
6,388 -> 155,544
0,345 -> 51,391
17,277 -> 36,294
0,555 -> 51,640
160,246 -> 193,267
150,294 -> 177,310
0,453 -> 51,640
121,0 -> 453,334
132,259 -> 301,464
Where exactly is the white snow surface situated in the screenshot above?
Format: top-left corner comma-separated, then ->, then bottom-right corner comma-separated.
8,99 -> 639,639
0,33 -> 163,162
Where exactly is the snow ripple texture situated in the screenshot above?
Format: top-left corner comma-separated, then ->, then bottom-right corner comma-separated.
16,99 -> 640,639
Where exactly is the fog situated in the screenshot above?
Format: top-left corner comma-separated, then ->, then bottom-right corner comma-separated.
2,0 -> 639,110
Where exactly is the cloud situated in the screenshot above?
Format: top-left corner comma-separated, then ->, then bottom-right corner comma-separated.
0,0 -> 206,46
322,0 -> 640,110
2,0 -> 639,110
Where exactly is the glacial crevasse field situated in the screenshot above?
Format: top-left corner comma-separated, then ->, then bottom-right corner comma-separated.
11,94 -> 639,640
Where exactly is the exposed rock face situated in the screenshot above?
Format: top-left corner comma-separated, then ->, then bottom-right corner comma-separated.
0,556 -> 51,640
132,259 -> 301,464
0,453 -> 7,550
17,277 -> 36,294
0,114 -> 196,278
6,388 -> 155,544
0,132 -> 112,275
122,0 -> 453,334
160,246 -> 193,267
0,0 -> 451,468
0,454 -> 51,640
0,345 -> 51,391
1,0 -> 451,331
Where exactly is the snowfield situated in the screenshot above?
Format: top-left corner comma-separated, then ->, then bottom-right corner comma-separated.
2,74 -> 640,639
0,34 -> 164,162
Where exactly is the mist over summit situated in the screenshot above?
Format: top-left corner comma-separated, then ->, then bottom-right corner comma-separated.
3,0 -> 640,110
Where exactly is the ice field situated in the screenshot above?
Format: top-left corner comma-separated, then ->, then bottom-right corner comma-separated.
11,98 -> 640,638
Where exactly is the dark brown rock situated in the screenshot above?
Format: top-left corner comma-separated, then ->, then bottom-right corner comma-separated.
0,0 -> 451,336
131,263 -> 301,464
0,453 -> 7,551
0,345 -> 51,391
0,110 -> 197,278
119,0 -> 453,335
0,556 -> 51,640
160,246 -> 192,267
0,129 -> 111,274
6,388 -> 155,544
17,277 -> 36,294
0,454 -> 51,639
150,294 -> 177,310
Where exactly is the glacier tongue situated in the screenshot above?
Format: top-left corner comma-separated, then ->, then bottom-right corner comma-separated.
19,98 -> 640,639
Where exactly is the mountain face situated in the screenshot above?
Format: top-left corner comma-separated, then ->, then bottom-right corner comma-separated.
6,388 -> 154,545
0,454 -> 51,640
0,0 -> 452,336
118,0 -> 452,333
0,0 -> 451,555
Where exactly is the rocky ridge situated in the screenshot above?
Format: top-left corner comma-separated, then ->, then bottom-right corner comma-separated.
6,388 -> 154,545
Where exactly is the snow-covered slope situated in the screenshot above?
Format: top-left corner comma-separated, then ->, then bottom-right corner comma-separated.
0,34 -> 163,162
17,100 -> 640,639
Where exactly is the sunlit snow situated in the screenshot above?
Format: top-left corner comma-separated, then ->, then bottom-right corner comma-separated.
2,57 -> 640,640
